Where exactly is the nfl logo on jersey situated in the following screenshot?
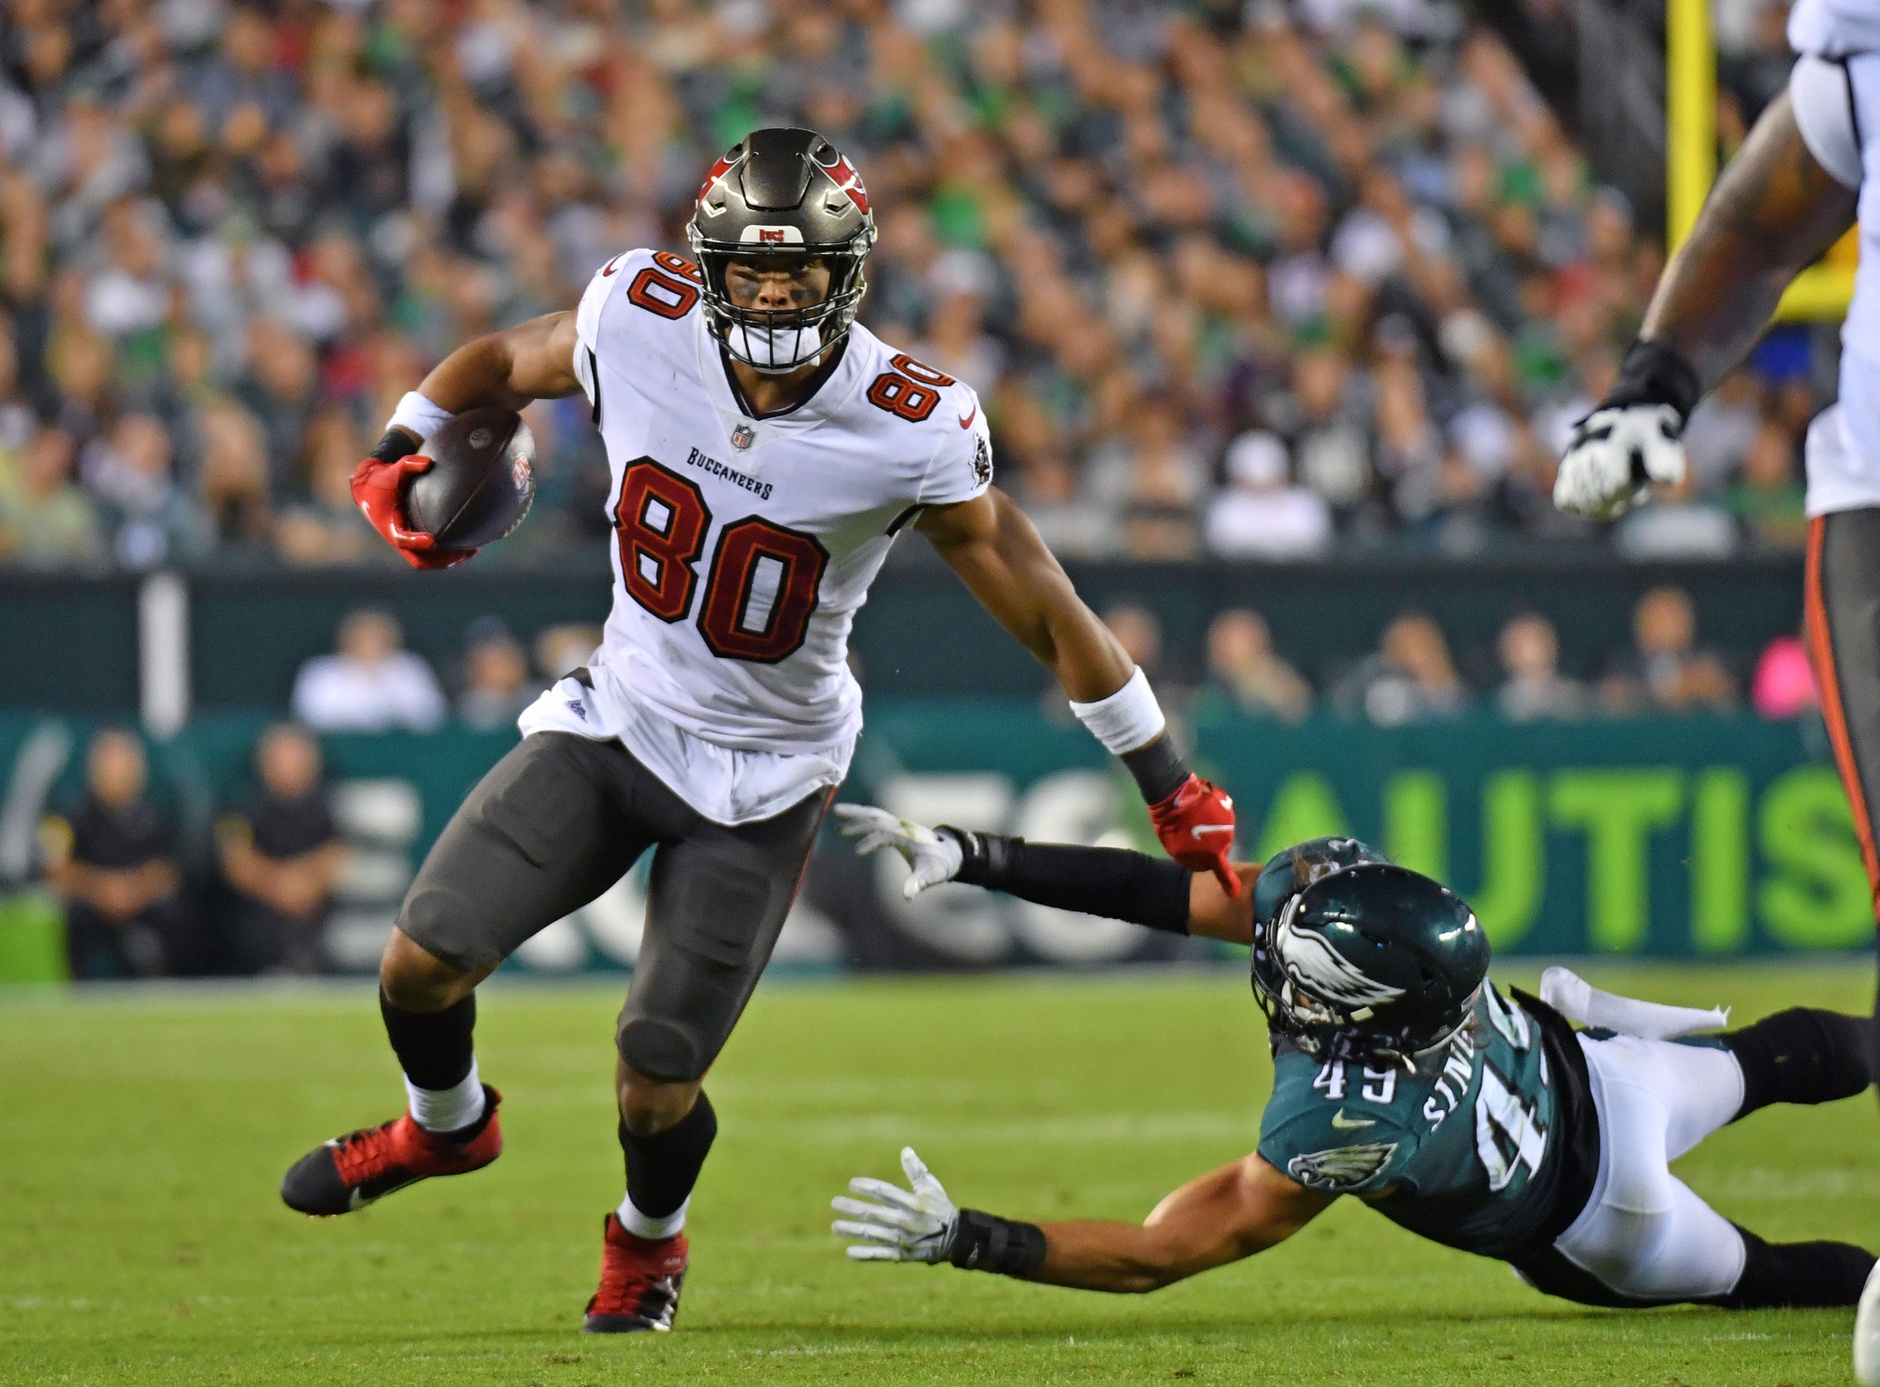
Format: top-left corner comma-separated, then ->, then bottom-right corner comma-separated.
731,424 -> 755,450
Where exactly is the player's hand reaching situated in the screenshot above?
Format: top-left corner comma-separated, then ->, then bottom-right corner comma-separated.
351,438 -> 476,570
1552,403 -> 1686,519
834,804 -> 964,899
1149,773 -> 1239,897
832,1146 -> 959,1263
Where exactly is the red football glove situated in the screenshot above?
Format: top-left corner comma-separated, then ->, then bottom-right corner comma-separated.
1149,772 -> 1240,897
350,453 -> 476,570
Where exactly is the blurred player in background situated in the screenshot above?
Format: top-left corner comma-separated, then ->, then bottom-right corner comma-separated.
836,812 -> 1876,1315
279,129 -> 1237,1334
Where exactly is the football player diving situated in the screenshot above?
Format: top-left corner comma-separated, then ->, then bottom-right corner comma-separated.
277,128 -> 1237,1333
834,810 -> 1877,1316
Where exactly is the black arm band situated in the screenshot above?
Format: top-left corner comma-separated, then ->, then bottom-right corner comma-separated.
1119,734 -> 1190,805
1606,339 -> 1702,426
945,1209 -> 1049,1276
369,428 -> 421,465
939,827 -> 1191,934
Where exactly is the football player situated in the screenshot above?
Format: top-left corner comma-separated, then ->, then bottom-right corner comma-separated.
835,812 -> 1876,1314
278,128 -> 1236,1333
1554,5 -> 1875,1054
1551,5 -> 1880,1368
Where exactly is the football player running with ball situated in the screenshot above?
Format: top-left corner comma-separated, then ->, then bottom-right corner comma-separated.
836,814 -> 1876,1317
280,128 -> 1236,1334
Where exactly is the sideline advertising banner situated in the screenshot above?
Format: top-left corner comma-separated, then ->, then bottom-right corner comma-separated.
0,703 -> 1864,981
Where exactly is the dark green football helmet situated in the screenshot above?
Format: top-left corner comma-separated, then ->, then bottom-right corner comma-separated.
1250,857 -> 1489,1067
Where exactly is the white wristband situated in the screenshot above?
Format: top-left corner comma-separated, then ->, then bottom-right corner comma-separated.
1069,667 -> 1167,756
387,391 -> 453,444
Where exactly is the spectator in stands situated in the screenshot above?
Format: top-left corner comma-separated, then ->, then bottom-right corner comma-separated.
1205,432 -> 1333,560
1728,420 -> 1807,551
1751,633 -> 1819,720
194,399 -> 274,552
275,411 -> 374,565
1496,612 -> 1587,721
40,729 -> 184,980
1193,609 -> 1314,723
217,723 -> 345,974
82,413 -> 213,570
1334,612 -> 1471,725
291,608 -> 446,733
0,427 -> 103,568
457,618 -> 538,730
1600,587 -> 1737,715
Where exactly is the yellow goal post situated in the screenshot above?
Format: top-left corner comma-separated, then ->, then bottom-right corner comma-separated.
1666,0 -> 1857,321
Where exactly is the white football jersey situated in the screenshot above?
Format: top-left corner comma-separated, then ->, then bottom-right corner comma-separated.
1787,14 -> 1880,514
517,248 -> 992,823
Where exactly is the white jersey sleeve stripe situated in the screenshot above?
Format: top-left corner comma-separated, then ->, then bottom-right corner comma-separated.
1791,55 -> 1864,190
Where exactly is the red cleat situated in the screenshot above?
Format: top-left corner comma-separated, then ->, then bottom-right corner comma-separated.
279,1087 -> 502,1216
582,1214 -> 688,1333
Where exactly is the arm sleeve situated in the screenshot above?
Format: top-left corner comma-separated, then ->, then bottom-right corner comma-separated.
916,384 -> 994,507
945,830 -> 1192,933
1790,55 -> 1864,190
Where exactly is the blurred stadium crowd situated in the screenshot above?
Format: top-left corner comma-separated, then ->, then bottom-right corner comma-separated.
0,0 -> 1822,570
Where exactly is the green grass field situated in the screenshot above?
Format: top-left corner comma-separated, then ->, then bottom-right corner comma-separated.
4,964 -> 1878,1386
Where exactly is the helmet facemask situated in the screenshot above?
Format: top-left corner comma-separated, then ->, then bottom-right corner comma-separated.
687,240 -> 872,374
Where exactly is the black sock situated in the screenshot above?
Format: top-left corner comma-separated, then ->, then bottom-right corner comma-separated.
620,1091 -> 717,1225
380,991 -> 476,1091
1706,1226 -> 1874,1309
1721,1007 -> 1873,1119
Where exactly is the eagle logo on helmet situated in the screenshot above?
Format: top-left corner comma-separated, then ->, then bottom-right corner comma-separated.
1273,899 -> 1406,1011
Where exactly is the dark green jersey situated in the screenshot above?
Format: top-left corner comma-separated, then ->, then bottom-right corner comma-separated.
1257,982 -> 1595,1260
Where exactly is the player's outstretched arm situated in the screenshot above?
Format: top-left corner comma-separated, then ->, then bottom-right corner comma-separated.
1555,89 -> 1857,519
833,1147 -> 1330,1294
1641,91 -> 1856,388
917,490 -> 1239,894
834,804 -> 1257,943
352,312 -> 583,568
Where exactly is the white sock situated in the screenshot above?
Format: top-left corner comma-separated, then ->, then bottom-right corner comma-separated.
1539,966 -> 1730,1039
618,1191 -> 688,1240
406,1058 -> 485,1133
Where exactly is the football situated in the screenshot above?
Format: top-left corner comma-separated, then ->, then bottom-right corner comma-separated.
405,407 -> 537,550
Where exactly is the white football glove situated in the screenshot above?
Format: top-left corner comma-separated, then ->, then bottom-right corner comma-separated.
831,1146 -> 959,1263
834,803 -> 964,900
1553,403 -> 1687,519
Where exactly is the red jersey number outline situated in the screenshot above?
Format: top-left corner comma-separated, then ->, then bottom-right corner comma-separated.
612,458 -> 825,663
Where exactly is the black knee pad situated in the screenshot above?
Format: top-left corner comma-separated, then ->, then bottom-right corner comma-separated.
617,1016 -> 706,1083
1722,1007 -> 1873,1118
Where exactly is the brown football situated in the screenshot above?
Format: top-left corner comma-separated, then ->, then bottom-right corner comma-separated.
405,407 -> 537,550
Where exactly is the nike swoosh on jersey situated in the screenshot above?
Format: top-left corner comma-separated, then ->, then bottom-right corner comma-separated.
1330,1109 -> 1376,1130
601,255 -> 623,276
958,405 -> 976,429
